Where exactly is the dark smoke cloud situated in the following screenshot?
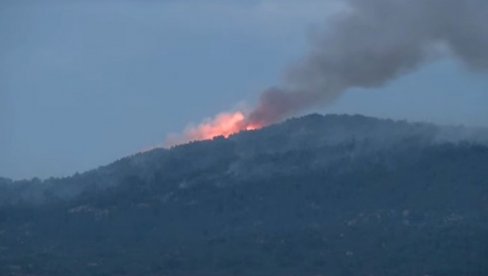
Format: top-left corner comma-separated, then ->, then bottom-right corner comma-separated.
248,0 -> 488,126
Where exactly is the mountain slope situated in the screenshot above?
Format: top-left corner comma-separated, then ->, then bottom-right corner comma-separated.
1,114 -> 488,276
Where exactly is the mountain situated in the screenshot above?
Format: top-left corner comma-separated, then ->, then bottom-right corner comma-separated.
1,114 -> 488,276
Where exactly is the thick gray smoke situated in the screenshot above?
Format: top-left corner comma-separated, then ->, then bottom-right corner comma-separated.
248,0 -> 488,126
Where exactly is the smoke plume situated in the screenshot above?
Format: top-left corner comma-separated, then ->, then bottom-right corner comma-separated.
247,0 -> 488,126
167,0 -> 488,146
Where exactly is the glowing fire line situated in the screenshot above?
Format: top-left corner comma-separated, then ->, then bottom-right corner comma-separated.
165,111 -> 262,147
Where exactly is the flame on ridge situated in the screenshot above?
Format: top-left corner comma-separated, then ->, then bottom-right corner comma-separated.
165,111 -> 262,147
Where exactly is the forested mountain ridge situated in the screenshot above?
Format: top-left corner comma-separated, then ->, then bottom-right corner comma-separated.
1,114 -> 488,275
2,114 -> 487,205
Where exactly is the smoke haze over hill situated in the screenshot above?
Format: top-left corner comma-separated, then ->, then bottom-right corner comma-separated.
248,0 -> 488,125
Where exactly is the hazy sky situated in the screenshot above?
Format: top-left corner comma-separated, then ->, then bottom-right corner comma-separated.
1,0 -> 488,180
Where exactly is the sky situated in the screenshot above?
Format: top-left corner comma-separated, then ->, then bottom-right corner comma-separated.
1,0 -> 488,180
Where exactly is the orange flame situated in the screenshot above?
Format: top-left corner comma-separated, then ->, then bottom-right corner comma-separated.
165,111 -> 262,147
186,112 -> 247,140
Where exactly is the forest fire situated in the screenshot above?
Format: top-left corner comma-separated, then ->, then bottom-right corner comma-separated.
186,112 -> 249,140
165,111 -> 263,147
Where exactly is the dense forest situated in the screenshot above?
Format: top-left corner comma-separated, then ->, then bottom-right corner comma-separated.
1,114 -> 488,275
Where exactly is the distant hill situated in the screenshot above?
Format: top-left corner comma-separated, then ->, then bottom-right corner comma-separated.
1,114 -> 488,276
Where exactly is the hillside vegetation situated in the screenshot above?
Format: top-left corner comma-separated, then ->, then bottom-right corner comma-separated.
1,114 -> 487,275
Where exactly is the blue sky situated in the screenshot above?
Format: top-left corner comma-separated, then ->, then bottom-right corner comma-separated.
1,0 -> 487,179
